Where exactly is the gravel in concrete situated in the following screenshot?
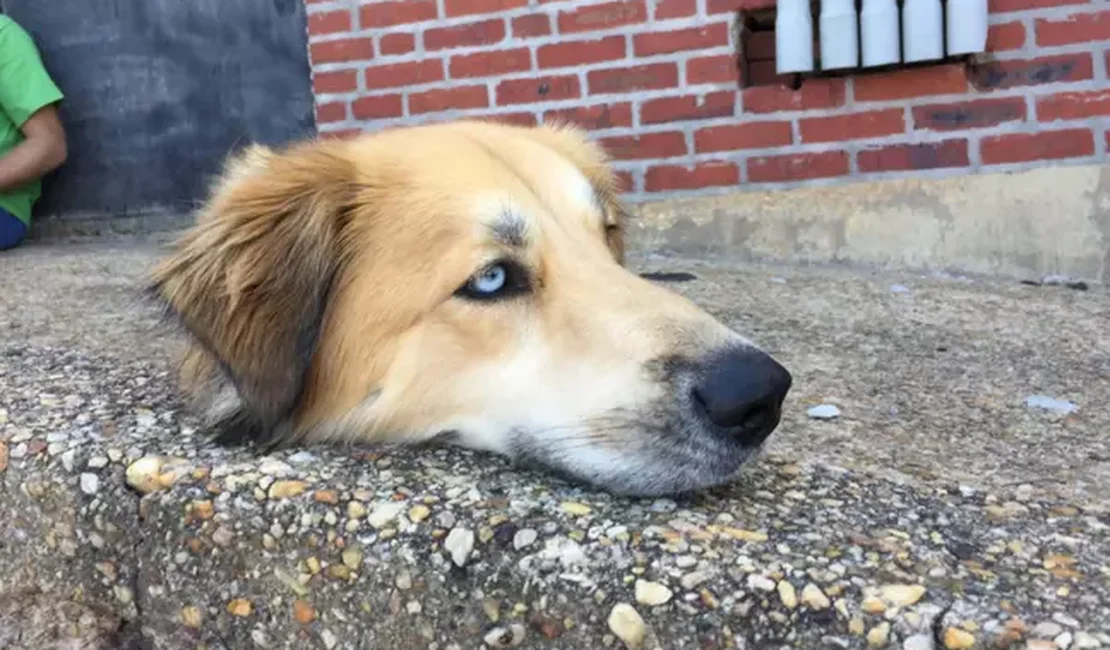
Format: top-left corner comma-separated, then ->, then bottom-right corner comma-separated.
1,240 -> 1108,650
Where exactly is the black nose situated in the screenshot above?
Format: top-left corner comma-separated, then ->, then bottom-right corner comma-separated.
692,347 -> 792,444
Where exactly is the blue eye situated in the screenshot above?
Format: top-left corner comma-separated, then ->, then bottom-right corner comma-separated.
469,264 -> 506,295
456,260 -> 529,301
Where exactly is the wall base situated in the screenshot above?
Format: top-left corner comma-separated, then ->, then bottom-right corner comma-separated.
24,163 -> 1109,286
629,163 -> 1110,284
27,208 -> 193,243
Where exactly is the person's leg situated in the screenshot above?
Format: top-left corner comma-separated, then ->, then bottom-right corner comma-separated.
0,207 -> 29,251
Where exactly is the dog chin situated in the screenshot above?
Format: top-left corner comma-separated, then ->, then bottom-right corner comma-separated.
502,424 -> 766,498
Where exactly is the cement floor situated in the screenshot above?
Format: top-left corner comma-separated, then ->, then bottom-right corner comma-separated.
1,238 -> 1107,650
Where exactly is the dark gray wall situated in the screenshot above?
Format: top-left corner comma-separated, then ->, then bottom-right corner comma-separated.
3,0 -> 317,227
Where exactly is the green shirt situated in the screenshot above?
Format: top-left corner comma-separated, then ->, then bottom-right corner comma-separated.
0,15 -> 64,226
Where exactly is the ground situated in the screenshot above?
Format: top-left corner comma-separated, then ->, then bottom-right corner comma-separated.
0,238 -> 1107,650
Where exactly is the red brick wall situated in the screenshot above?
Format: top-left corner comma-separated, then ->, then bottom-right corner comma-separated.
304,0 -> 1110,201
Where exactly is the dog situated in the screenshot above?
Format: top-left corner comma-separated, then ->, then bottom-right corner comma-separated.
146,119 -> 792,497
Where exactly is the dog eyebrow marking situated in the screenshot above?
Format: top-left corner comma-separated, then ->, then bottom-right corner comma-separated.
489,211 -> 528,248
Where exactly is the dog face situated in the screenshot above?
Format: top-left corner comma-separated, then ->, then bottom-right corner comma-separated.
149,120 -> 792,497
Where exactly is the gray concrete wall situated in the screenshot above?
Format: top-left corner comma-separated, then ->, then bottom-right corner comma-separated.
3,0 -> 317,230
628,162 -> 1110,284
28,157 -> 1109,286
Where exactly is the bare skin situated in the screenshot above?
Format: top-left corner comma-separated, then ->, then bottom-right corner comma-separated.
0,103 -> 66,192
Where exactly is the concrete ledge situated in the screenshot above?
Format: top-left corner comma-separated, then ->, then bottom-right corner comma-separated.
27,209 -> 193,243
628,163 -> 1110,284
24,164 -> 1110,286
3,242 -> 1109,649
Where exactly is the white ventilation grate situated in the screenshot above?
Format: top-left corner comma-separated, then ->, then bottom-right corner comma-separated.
774,0 -> 988,74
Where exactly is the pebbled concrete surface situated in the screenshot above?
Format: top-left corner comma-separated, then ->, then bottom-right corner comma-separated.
1,239 -> 1108,650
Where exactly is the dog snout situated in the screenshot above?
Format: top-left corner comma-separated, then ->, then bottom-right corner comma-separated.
691,347 -> 793,445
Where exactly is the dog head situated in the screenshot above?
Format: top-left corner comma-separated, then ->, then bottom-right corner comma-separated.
148,120 -> 792,497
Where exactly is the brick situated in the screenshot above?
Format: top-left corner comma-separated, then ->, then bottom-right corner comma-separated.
912,97 -> 1027,131
409,86 -> 490,114
857,140 -> 970,173
379,33 -> 415,55
988,21 -> 1026,51
557,0 -> 647,34
742,79 -> 845,113
445,0 -> 528,17
364,60 -> 443,89
473,112 -> 539,127
800,110 -> 905,143
989,0 -> 1087,10
747,151 -> 850,183
512,14 -> 551,37
614,170 -> 635,193
537,36 -> 626,68
632,23 -> 730,57
687,54 -> 739,85
854,65 -> 968,102
425,19 -> 506,50
694,121 -> 791,153
641,91 -> 735,124
312,70 -> 358,94
645,161 -> 739,191
359,1 -> 437,28
980,128 -> 1094,164
969,53 -> 1093,91
315,102 -> 347,123
351,95 -> 403,119
588,62 -> 679,94
544,103 -> 633,130
1036,10 -> 1110,46
496,75 -> 581,105
1037,89 -> 1110,121
308,10 -> 351,36
310,38 -> 374,65
450,48 -> 531,78
707,0 -> 776,11
654,0 -> 697,18
597,132 -> 688,160
319,128 -> 363,140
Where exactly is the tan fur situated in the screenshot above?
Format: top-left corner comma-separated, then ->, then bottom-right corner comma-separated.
148,120 -> 790,496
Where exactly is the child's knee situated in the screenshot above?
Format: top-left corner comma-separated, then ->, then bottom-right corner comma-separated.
0,213 -> 28,251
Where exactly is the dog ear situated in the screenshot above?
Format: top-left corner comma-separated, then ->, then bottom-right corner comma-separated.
526,122 -> 630,264
596,171 -> 630,265
147,138 -> 357,444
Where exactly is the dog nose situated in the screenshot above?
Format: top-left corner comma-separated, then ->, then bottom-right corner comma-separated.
692,348 -> 792,444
